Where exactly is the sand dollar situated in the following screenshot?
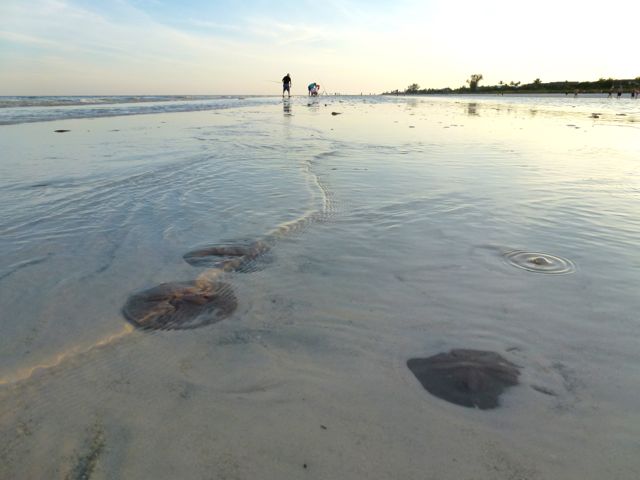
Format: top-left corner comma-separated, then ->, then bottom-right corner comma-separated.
183,241 -> 270,271
122,281 -> 237,330
407,349 -> 520,409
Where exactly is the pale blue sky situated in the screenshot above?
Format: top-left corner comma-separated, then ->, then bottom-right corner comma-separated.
1,0 -> 637,95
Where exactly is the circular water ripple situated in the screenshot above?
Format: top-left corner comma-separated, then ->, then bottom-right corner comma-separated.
504,250 -> 575,274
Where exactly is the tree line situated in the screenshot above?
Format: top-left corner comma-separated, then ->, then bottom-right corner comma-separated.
384,75 -> 640,95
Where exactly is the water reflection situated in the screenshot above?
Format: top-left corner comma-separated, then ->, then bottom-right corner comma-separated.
283,99 -> 292,116
405,97 -> 419,109
306,98 -> 320,112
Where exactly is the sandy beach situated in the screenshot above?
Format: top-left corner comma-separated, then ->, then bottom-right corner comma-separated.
1,95 -> 639,479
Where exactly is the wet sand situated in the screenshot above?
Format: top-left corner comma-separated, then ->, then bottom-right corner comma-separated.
1,96 -> 639,479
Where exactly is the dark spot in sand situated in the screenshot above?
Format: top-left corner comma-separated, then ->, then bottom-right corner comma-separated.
66,424 -> 105,480
531,385 -> 557,397
122,281 -> 237,330
320,425 -> 327,430
551,362 -> 581,393
331,112 -> 342,116
54,129 -> 70,133
407,349 -> 520,409
170,381 -> 196,400
17,420 -> 33,437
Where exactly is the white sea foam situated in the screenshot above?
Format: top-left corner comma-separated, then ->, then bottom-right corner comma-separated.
0,95 -> 278,125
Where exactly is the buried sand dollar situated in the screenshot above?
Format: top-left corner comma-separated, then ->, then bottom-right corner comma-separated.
407,349 -> 520,409
122,281 -> 237,330
504,250 -> 575,274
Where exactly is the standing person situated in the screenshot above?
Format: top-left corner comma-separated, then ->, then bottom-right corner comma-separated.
282,73 -> 292,98
617,86 -> 623,99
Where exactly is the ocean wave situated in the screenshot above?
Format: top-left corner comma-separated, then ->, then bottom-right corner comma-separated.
0,96 -> 276,125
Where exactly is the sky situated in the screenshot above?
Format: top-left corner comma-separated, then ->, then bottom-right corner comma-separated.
0,0 -> 638,95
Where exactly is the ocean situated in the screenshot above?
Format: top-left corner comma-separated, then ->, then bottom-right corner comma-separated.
1,94 -> 639,479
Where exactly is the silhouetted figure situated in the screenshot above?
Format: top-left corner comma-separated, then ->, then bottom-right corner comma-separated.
282,73 -> 292,98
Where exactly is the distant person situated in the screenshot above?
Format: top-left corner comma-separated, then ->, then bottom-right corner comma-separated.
617,86 -> 623,99
282,73 -> 292,98
574,89 -> 579,97
608,87 -> 614,98
308,82 -> 317,96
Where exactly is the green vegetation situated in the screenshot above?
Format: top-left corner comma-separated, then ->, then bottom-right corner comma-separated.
384,76 -> 640,95
467,74 -> 483,92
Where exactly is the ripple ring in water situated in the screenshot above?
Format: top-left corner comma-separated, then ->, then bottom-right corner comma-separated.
504,250 -> 575,275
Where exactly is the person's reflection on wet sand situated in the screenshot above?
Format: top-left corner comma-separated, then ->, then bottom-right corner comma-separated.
283,98 -> 292,116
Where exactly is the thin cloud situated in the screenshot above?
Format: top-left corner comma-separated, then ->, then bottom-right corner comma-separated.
186,19 -> 245,32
